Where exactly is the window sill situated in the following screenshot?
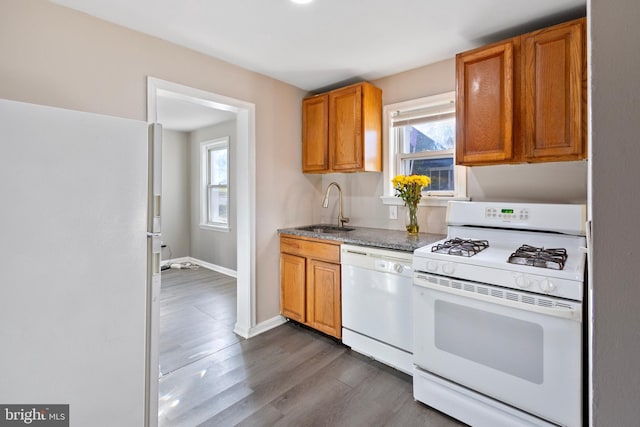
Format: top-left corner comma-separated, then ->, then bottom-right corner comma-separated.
199,223 -> 230,232
380,195 -> 470,208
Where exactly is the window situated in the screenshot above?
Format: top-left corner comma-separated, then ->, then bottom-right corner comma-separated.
200,137 -> 229,230
382,92 -> 467,205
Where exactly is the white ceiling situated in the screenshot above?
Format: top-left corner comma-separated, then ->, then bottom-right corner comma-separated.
51,0 -> 585,131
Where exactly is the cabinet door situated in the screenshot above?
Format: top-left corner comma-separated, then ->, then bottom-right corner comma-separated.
522,18 -> 586,161
302,94 -> 329,173
308,259 -> 341,338
280,253 -> 306,322
329,84 -> 363,171
456,40 -> 516,165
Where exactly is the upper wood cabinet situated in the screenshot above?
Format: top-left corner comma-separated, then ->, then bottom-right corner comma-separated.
522,19 -> 586,162
456,17 -> 586,166
302,82 -> 382,173
301,94 -> 329,172
456,39 -> 517,164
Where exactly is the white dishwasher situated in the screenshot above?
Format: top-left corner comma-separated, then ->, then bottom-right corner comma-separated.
341,244 -> 414,374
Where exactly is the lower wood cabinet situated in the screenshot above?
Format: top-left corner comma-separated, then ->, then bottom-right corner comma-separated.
308,259 -> 341,337
279,235 -> 342,338
280,252 -> 306,323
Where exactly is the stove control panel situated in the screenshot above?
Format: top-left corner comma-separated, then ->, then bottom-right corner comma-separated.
485,207 -> 530,222
413,256 -> 584,301
447,201 -> 586,235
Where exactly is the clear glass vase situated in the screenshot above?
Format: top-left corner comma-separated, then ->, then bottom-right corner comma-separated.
405,203 -> 419,235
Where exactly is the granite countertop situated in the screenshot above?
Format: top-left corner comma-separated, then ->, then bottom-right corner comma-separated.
277,224 -> 445,253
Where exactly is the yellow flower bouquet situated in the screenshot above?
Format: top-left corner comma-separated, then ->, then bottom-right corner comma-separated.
392,174 -> 431,234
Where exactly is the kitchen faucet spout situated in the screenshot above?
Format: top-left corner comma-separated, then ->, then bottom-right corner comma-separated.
322,182 -> 350,228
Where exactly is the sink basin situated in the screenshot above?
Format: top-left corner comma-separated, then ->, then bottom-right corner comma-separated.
295,224 -> 355,233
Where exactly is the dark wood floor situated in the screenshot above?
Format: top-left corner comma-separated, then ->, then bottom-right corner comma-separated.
158,267 -> 466,427
159,266 -> 241,376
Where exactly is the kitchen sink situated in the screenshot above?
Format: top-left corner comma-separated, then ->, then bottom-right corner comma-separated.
295,224 -> 355,233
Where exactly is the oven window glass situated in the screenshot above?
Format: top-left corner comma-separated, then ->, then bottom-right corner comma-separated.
434,300 -> 543,384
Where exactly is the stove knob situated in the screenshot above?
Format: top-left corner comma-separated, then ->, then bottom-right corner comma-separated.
513,273 -> 528,288
426,260 -> 439,272
394,263 -> 404,273
442,262 -> 455,275
539,279 -> 556,294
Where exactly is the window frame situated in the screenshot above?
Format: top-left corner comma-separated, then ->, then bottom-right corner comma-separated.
381,91 -> 468,207
200,136 -> 230,231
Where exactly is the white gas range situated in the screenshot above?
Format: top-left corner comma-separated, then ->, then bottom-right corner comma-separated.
412,201 -> 587,427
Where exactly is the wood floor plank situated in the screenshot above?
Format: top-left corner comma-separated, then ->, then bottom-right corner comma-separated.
158,267 -> 467,427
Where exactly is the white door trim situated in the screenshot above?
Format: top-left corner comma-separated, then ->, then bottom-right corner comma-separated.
146,77 -> 256,333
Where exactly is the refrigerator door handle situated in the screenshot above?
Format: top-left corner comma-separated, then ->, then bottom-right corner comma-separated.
147,232 -> 162,275
145,232 -> 161,427
148,123 -> 162,234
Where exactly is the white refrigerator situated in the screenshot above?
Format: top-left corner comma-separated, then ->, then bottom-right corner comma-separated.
0,99 -> 161,426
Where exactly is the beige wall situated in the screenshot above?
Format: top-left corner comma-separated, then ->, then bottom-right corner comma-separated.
0,0 -> 314,323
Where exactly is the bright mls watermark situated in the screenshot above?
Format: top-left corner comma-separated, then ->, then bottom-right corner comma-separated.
0,405 -> 68,426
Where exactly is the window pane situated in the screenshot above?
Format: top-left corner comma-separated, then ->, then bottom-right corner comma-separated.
403,157 -> 454,191
201,137 -> 230,229
209,148 -> 228,185
208,186 -> 228,224
401,117 -> 455,153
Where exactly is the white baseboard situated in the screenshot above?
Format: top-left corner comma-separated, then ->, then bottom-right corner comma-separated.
189,257 -> 237,278
233,323 -> 250,339
163,256 -> 237,278
234,315 -> 287,339
250,315 -> 287,337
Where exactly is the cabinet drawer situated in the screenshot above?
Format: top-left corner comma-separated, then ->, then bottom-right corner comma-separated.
280,236 -> 340,263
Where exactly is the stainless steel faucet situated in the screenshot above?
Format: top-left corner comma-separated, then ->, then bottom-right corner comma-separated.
322,182 -> 350,227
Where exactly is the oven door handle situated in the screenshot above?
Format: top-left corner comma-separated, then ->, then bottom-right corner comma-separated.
414,277 -> 582,322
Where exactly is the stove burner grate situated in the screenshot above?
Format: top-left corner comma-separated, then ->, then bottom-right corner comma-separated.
508,245 -> 568,270
431,238 -> 489,257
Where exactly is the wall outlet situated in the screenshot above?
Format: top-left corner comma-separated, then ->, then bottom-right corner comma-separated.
389,205 -> 398,220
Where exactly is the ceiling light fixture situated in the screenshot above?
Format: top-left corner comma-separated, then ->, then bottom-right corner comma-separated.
291,0 -> 313,4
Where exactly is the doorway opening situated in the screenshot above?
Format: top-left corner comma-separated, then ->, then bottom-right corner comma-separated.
146,77 -> 256,425
147,77 -> 256,338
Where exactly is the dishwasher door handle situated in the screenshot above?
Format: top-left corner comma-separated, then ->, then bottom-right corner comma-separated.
342,248 -> 369,257
342,249 -> 412,263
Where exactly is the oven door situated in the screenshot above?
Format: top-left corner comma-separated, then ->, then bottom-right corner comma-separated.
413,273 -> 582,427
